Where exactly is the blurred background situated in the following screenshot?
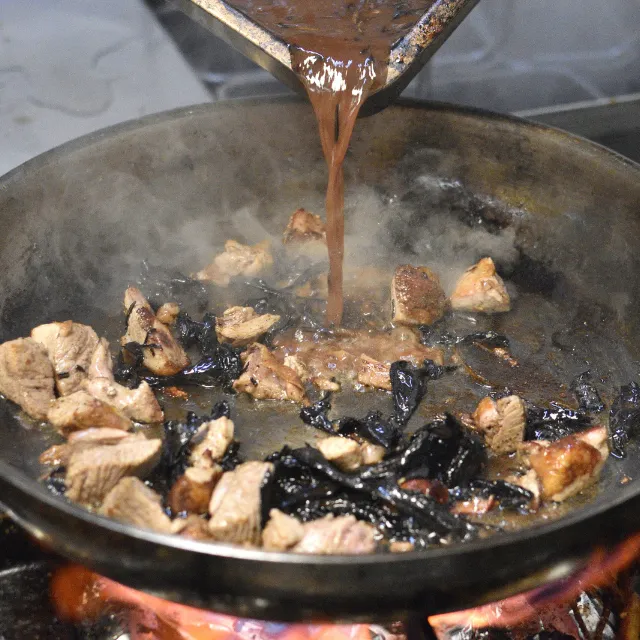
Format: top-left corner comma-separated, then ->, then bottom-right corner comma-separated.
1,0 -> 640,175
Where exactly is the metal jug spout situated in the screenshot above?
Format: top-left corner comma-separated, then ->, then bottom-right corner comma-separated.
174,0 -> 480,116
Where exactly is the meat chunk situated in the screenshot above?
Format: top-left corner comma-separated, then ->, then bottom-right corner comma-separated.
31,321 -> 99,395
39,428 -> 138,467
208,461 -> 273,545
122,287 -> 190,376
522,427 -> 609,502
450,257 -> 510,313
156,302 -> 180,325
195,239 -> 273,287
190,416 -> 234,468
168,465 -> 222,515
0,338 -> 55,420
65,436 -> 161,505
317,437 -> 363,472
262,509 -> 305,551
472,395 -> 526,454
285,354 -> 340,392
356,355 -> 391,391
85,377 -> 163,423
215,306 -> 280,347
391,265 -> 448,326
361,442 -> 386,465
88,338 -> 114,380
283,208 -> 326,244
47,390 -> 132,436
171,515 -> 213,541
100,477 -> 172,533
292,515 -> 376,554
233,343 -> 307,404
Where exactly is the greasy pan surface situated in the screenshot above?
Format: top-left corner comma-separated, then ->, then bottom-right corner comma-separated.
1,100 -> 640,621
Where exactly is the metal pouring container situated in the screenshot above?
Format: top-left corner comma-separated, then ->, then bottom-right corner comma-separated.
173,0 -> 480,115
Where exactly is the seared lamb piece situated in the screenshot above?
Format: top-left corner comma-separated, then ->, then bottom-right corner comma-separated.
31,321 -> 99,395
233,343 -> 307,404
361,442 -> 386,465
284,355 -> 340,392
65,436 -> 162,505
156,302 -> 180,325
356,355 -> 391,391
85,377 -> 163,423
317,437 -> 363,472
100,477 -> 172,533
472,395 -> 526,454
262,509 -> 304,550
292,514 -> 376,554
272,327 -> 443,390
216,306 -> 280,347
171,515 -> 213,541
450,257 -> 510,313
0,338 -> 55,420
283,208 -> 326,244
47,390 -> 132,436
190,416 -> 234,468
168,465 -> 222,515
39,428 -> 138,467
195,239 -> 273,287
87,338 -> 114,380
520,427 -> 609,502
208,461 -> 273,545
122,287 -> 190,376
391,265 -> 448,326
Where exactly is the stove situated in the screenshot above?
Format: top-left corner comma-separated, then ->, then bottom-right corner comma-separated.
1,514 -> 638,640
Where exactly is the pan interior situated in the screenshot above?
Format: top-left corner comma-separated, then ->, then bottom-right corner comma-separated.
1,100 -> 640,550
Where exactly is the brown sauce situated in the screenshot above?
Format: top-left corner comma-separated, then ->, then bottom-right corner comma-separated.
226,0 -> 435,324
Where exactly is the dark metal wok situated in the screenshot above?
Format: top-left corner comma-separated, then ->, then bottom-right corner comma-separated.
0,100 -> 640,622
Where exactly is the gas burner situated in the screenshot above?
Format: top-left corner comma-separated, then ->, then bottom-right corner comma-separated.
0,517 -> 638,640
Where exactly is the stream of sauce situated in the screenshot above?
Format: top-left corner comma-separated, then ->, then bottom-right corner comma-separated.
227,0 -> 435,324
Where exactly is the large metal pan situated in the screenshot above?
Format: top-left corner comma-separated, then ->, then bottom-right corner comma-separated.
0,100 -> 640,622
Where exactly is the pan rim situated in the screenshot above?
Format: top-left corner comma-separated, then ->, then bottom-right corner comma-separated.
1,97 -> 639,568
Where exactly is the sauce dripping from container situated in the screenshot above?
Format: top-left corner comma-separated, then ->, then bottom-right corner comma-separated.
226,0 -> 436,324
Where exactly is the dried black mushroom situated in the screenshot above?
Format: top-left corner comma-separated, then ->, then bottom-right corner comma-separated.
570,371 -> 604,413
299,393 -> 335,434
609,382 -> 640,458
524,403 -> 592,441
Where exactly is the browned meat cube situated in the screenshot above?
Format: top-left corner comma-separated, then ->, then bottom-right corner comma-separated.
171,515 -> 213,541
361,442 -> 385,465
65,437 -> 162,506
208,461 -> 273,545
87,338 -> 114,380
391,265 -> 448,326
262,509 -> 305,551
524,427 -> 608,502
100,477 -> 172,533
39,428 -> 141,467
156,302 -> 180,325
47,390 -> 132,436
472,395 -> 526,454
450,257 -> 510,313
122,287 -> 190,376
84,377 -> 163,423
168,465 -> 222,515
233,343 -> 307,404
292,515 -> 376,554
190,416 -> 234,468
283,208 -> 326,244
317,437 -> 363,472
195,240 -> 273,287
216,306 -> 280,347
31,321 -> 99,396
0,338 -> 55,420
356,354 -> 391,390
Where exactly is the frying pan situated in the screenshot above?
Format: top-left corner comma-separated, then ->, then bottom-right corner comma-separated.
0,99 -> 640,622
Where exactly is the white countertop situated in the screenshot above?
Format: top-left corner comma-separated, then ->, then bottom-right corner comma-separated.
0,0 -> 212,176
